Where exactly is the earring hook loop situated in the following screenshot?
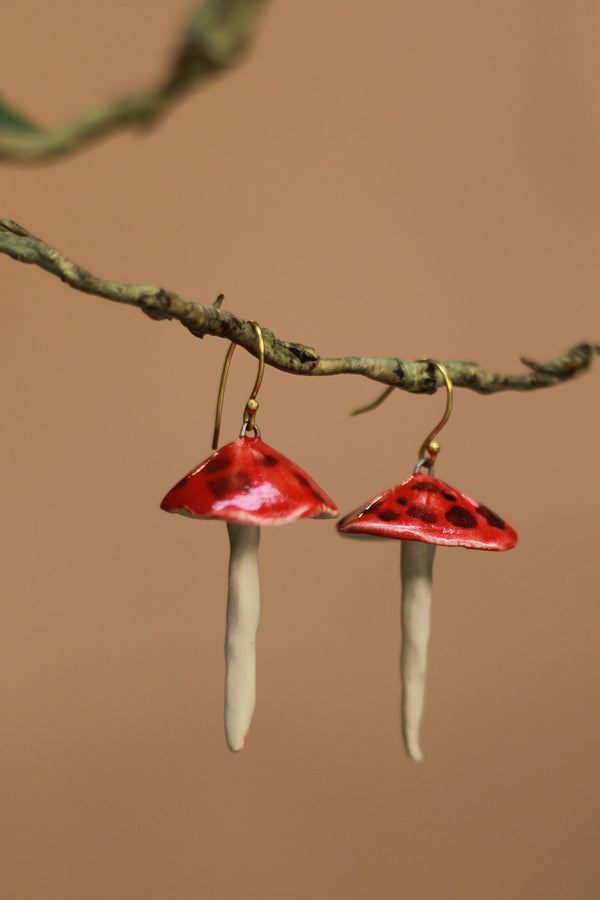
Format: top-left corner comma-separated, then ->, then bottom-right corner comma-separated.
414,358 -> 453,470
212,321 -> 265,450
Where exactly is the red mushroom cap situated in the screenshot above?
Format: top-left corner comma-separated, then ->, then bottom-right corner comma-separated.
161,434 -> 338,526
337,472 -> 517,550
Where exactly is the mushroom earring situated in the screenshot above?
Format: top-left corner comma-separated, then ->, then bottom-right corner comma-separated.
161,323 -> 338,751
337,360 -> 517,762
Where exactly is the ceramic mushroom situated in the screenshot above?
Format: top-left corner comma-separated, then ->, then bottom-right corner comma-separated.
337,471 -> 517,760
337,360 -> 517,761
161,323 -> 338,751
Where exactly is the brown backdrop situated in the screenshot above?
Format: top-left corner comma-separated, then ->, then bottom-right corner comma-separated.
2,2 -> 599,898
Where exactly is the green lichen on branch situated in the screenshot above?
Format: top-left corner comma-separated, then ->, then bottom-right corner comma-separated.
1,217 -> 598,394
0,0 -> 269,163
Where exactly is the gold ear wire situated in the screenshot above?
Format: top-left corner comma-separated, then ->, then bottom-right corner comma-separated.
212,321 -> 265,450
350,384 -> 395,416
414,359 -> 453,470
350,358 -> 454,470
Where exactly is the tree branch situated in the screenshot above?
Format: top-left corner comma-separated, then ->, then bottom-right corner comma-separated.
0,0 -> 270,163
1,218 -> 598,395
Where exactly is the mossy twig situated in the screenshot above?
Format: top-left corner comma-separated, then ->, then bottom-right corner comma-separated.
1,218 -> 597,395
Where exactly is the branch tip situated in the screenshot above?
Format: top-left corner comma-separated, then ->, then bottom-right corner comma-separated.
0,0 -> 271,163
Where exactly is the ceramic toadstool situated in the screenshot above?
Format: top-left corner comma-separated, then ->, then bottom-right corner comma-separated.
337,360 -> 517,761
161,323 -> 338,751
337,471 -> 517,760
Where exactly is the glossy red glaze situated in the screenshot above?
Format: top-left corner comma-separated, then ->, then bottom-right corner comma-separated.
161,434 -> 338,526
337,472 -> 517,550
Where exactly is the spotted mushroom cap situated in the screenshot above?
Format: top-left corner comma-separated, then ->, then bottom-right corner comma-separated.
161,434 -> 338,526
337,472 -> 517,550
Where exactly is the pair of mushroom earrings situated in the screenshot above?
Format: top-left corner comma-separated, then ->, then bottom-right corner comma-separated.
161,323 -> 517,760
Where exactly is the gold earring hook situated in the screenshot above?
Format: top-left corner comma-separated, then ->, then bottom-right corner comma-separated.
415,359 -> 453,470
350,358 -> 454,469
212,321 -> 265,450
350,384 -> 395,416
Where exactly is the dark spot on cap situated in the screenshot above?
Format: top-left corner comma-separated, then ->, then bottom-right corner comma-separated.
476,504 -> 506,529
260,454 -> 279,467
208,477 -> 229,499
441,490 -> 456,502
360,500 -> 383,518
397,497 -> 407,505
412,481 -> 439,493
203,454 -> 231,474
407,504 -> 438,524
445,505 -> 477,528
311,489 -> 326,504
378,509 -> 400,522
171,473 -> 191,490
234,471 -> 254,494
293,472 -> 311,487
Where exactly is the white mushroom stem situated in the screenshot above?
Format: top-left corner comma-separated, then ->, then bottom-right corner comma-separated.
400,540 -> 436,762
225,521 -> 261,752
